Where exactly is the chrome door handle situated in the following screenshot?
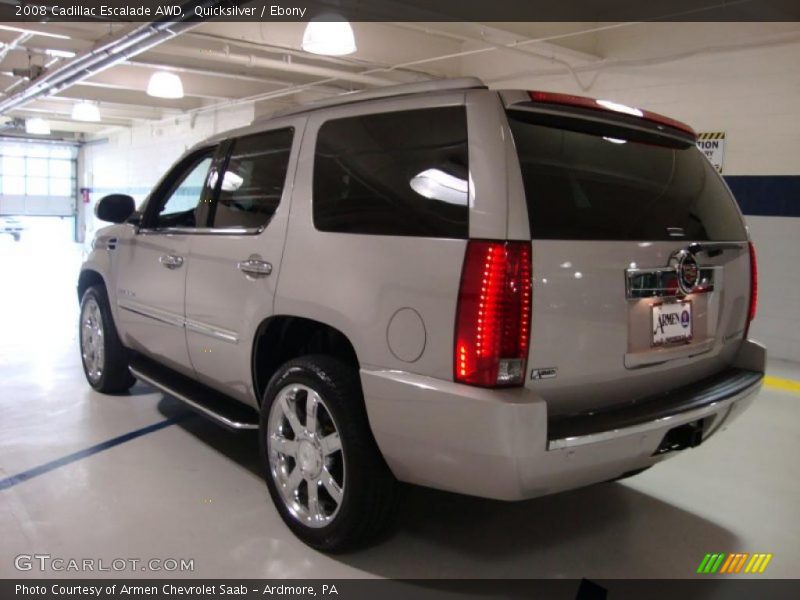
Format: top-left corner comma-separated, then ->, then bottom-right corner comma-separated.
159,254 -> 184,269
237,258 -> 272,277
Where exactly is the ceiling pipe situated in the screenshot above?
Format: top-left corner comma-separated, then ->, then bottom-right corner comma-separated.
183,31 -> 435,81
180,46 -> 399,87
0,33 -> 33,64
0,0 -> 226,116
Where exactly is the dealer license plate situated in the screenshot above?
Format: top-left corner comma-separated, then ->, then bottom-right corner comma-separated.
652,300 -> 692,346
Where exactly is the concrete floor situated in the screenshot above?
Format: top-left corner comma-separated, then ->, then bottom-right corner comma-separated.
1,221 -> 799,579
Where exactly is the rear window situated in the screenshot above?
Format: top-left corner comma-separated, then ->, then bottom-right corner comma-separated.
508,111 -> 747,241
313,106 -> 468,238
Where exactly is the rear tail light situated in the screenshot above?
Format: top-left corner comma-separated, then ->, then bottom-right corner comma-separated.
454,240 -> 532,387
527,90 -> 697,138
747,240 -> 758,325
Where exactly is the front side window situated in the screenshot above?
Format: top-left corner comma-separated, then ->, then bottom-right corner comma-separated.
210,128 -> 294,229
152,151 -> 215,229
313,106 -> 469,238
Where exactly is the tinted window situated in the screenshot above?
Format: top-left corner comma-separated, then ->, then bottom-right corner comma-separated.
153,151 -> 214,228
508,111 -> 747,241
210,128 -> 293,229
313,106 -> 468,238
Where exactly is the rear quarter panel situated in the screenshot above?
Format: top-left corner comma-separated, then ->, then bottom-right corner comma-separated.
275,91 -> 498,378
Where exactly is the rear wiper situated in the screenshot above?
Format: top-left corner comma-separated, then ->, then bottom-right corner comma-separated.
688,242 -> 744,257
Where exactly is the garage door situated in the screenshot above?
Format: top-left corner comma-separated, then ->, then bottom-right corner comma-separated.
0,140 -> 77,217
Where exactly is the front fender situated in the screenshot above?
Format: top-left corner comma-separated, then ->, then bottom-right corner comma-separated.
78,224 -> 126,323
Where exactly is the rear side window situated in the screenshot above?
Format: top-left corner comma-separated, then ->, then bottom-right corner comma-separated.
507,111 -> 747,241
210,128 -> 293,230
313,106 -> 468,238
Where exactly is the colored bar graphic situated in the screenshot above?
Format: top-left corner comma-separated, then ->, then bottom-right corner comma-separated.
745,555 -> 759,573
698,552 -> 772,574
725,553 -> 742,574
704,554 -> 719,573
719,554 -> 735,573
735,553 -> 749,573
697,554 -> 712,574
711,554 -> 726,573
759,554 -> 773,573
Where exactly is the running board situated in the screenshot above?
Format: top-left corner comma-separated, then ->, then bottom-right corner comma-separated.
129,357 -> 259,431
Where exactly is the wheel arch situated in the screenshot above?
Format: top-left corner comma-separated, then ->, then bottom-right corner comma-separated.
252,315 -> 360,405
77,269 -> 106,302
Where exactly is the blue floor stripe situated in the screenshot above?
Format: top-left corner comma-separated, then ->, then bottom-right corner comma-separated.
0,415 -> 189,492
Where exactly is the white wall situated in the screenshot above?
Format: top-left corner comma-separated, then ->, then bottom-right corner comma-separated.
460,23 -> 800,362
81,103 -> 254,239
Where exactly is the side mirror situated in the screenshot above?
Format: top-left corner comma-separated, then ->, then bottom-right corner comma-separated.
95,194 -> 135,224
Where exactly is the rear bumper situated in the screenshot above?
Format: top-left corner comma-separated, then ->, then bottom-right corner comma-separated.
361,340 -> 765,501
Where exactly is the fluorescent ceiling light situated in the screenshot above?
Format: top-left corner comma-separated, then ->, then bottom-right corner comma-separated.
302,17 -> 357,56
46,49 -> 77,59
146,71 -> 184,99
0,25 -> 71,40
25,118 -> 51,135
71,101 -> 100,122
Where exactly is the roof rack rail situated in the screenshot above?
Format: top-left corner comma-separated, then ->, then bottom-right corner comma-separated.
263,77 -> 486,120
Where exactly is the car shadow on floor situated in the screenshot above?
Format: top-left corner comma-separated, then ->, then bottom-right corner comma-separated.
343,483 -> 739,579
155,395 -> 263,476
156,396 -> 739,579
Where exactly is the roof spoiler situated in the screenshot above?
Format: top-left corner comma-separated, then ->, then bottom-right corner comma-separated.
502,89 -> 697,144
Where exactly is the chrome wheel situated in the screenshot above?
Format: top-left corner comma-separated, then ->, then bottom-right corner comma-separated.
80,297 -> 105,384
267,384 -> 345,528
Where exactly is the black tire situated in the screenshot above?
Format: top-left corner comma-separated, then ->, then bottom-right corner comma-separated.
259,355 -> 397,552
79,285 -> 135,394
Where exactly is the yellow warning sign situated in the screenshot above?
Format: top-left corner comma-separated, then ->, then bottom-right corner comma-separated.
696,132 -> 726,173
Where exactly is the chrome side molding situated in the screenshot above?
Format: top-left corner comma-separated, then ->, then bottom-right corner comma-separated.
184,318 -> 239,344
119,300 -> 239,344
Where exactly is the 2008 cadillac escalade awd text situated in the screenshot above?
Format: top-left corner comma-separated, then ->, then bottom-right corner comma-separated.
78,78 -> 765,551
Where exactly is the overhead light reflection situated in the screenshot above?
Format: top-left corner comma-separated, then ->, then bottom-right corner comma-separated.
597,99 -> 643,117
409,168 -> 468,206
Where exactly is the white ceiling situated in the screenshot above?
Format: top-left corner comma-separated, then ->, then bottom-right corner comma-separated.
1,20 -> 798,139
0,20 -> 606,138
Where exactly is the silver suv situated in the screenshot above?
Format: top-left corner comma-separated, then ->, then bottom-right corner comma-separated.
78,78 -> 765,551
